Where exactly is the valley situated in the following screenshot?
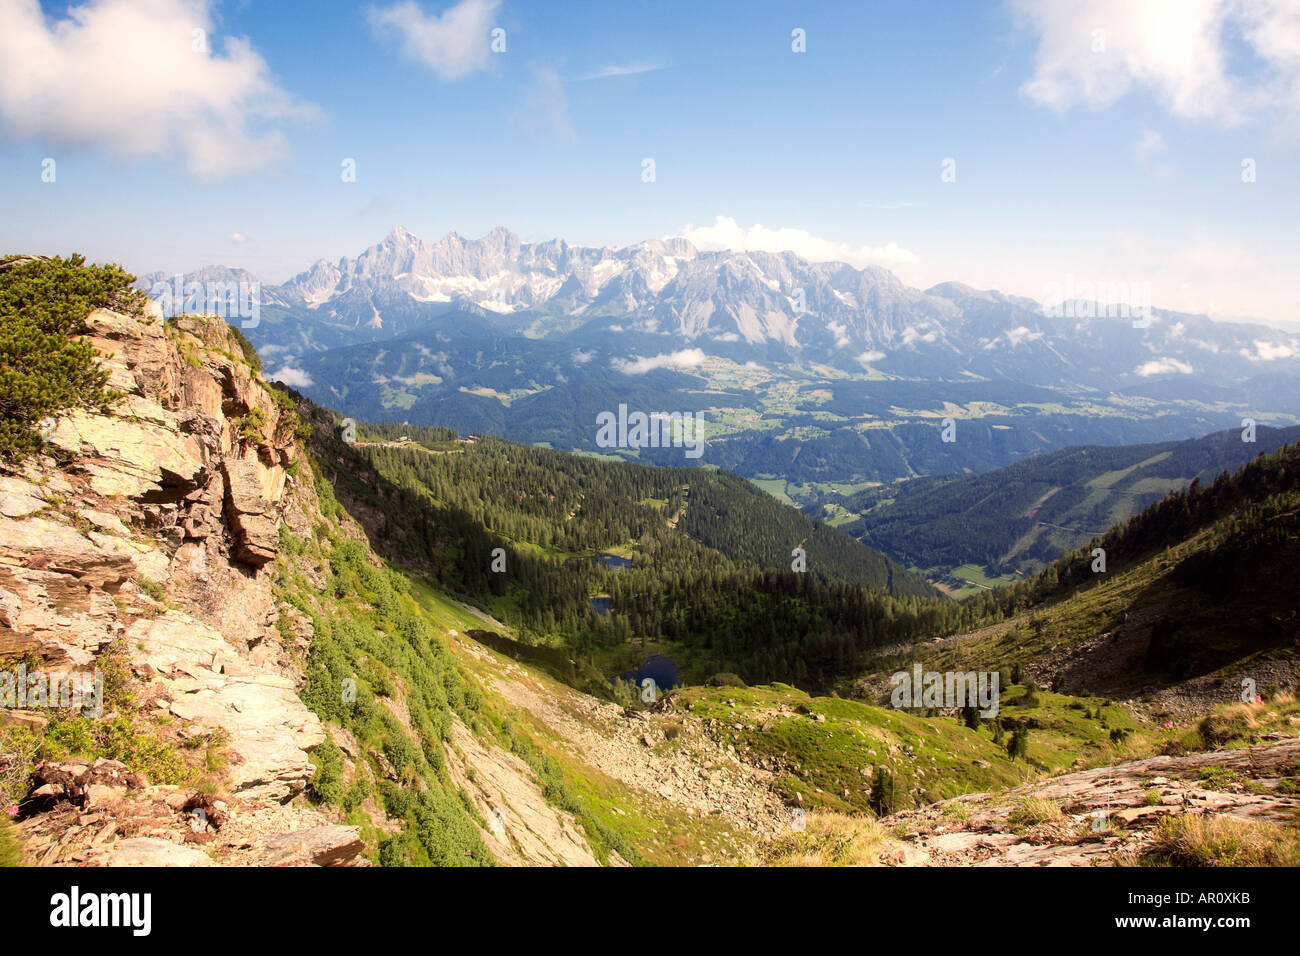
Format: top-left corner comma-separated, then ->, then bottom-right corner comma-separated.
837,424 -> 1300,595
7,0 -> 1300,932
2,255 -> 1297,873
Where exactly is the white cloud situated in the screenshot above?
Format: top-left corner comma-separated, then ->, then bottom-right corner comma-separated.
1014,0 -> 1300,126
229,232 -> 249,244
1135,357 -> 1194,376
920,228 -> 1296,331
857,350 -> 887,364
0,0 -> 315,179
1242,339 -> 1300,361
1004,326 -> 1044,347
415,345 -> 455,377
1135,127 -> 1164,158
271,365 -> 313,388
611,348 -> 707,375
1099,231 -> 1285,320
571,348 -> 595,364
678,216 -> 920,269
511,64 -> 573,139
577,62 -> 668,81
1136,126 -> 1176,176
368,0 -> 499,81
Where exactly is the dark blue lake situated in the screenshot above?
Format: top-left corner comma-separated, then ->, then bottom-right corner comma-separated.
618,655 -> 682,692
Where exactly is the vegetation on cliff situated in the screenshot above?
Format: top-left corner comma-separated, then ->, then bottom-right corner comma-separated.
0,254 -> 142,458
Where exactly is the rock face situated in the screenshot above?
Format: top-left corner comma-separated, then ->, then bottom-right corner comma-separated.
221,458 -> 280,566
1,309 -> 300,669
10,755 -> 367,867
88,838 -> 218,868
128,613 -> 324,801
444,719 -> 602,867
2,306 -> 331,865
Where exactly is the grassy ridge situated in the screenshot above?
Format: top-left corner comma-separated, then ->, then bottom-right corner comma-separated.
278,468 -> 495,866
877,443 -> 1300,696
841,425 -> 1300,582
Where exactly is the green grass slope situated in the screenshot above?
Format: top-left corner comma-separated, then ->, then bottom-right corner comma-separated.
903,442 -> 1300,696
841,425 -> 1300,583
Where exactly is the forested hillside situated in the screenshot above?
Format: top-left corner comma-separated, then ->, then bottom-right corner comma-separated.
939,441 -> 1300,689
840,425 -> 1300,584
294,397 -> 976,689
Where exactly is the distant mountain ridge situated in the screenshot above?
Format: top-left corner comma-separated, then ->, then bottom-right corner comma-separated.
141,226 -> 1300,391
139,227 -> 1300,493
933,438 -> 1300,702
842,424 -> 1300,589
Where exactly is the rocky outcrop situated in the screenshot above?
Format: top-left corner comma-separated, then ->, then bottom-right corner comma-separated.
0,308 -> 300,666
12,758 -> 366,867
444,719 -> 602,867
221,458 -> 280,566
128,613 -> 324,801
255,826 -> 367,867
883,736 -> 1300,866
2,305 -> 333,865
23,759 -> 148,815
85,839 -> 218,868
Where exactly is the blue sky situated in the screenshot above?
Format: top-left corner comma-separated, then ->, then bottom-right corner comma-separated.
1,0 -> 1298,325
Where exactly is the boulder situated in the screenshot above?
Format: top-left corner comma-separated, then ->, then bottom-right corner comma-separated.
256,826 -> 366,866
89,837 -> 215,867
0,476 -> 46,518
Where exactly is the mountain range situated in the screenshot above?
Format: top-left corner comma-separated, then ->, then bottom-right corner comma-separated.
141,227 -> 1300,487
146,225 -> 1300,374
